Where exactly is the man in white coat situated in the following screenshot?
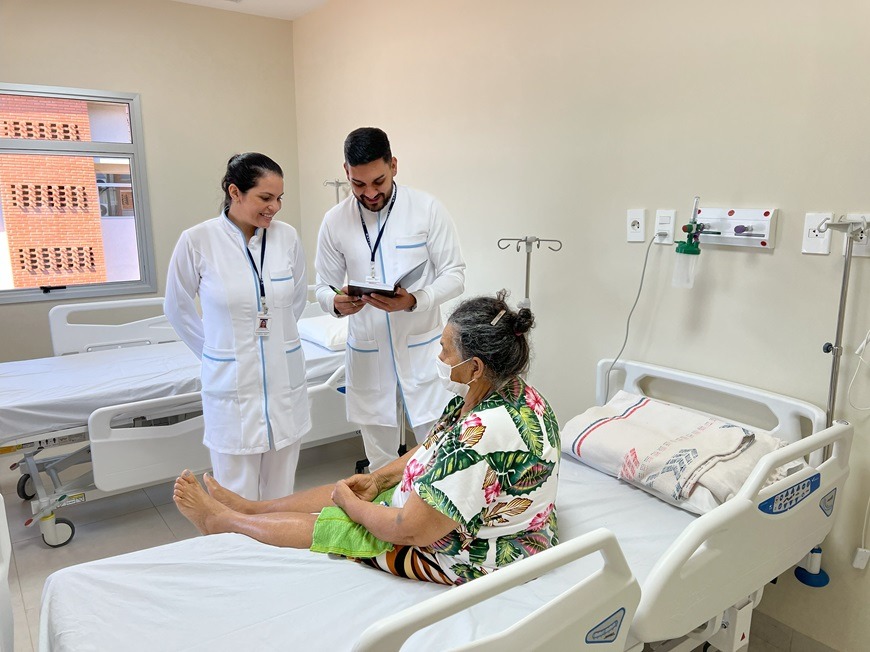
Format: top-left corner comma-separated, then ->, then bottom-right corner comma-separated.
315,128 -> 466,471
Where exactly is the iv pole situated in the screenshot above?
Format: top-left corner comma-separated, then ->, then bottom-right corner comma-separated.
323,179 -> 349,205
819,215 -> 867,434
497,236 -> 563,309
794,214 -> 867,589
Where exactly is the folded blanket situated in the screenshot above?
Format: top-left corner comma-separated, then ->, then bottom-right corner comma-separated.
563,391 -> 788,510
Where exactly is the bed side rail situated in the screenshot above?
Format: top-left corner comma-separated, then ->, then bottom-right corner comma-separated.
49,297 -> 179,355
631,420 -> 852,643
0,494 -> 13,652
353,528 -> 641,652
87,392 -> 209,492
596,359 -> 827,441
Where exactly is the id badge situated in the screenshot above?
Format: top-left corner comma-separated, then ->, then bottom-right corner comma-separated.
254,312 -> 271,337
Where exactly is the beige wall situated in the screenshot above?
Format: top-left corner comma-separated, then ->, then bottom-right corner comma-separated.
293,1 -> 870,649
0,0 -> 299,361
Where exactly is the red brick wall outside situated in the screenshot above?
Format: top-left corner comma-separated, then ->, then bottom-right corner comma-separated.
0,96 -> 105,288
0,95 -> 92,141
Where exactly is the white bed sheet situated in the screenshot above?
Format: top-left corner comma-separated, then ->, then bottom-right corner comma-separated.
39,457 -> 697,652
0,340 -> 343,439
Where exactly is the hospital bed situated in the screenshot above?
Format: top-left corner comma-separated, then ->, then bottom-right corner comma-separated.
36,358 -> 852,651
0,296 -> 357,548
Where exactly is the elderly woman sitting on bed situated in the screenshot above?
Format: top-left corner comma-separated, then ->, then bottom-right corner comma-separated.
174,291 -> 560,585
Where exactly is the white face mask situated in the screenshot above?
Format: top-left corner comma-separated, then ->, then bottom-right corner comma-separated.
435,357 -> 473,398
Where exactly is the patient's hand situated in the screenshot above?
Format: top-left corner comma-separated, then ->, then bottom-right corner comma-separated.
331,479 -> 359,511
343,474 -> 379,502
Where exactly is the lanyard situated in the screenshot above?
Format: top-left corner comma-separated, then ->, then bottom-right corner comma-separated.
244,228 -> 268,310
358,183 -> 398,278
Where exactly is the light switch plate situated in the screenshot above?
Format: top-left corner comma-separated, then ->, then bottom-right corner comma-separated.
627,209 -> 646,242
654,210 -> 675,244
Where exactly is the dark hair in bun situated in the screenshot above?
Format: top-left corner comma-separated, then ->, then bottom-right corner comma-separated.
447,289 -> 535,386
221,152 -> 283,212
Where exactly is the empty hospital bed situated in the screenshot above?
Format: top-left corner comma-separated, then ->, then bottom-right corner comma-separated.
37,359 -> 853,651
0,296 -> 357,548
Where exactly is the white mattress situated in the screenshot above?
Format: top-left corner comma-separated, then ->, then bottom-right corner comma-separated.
39,457 -> 697,652
0,339 -> 344,439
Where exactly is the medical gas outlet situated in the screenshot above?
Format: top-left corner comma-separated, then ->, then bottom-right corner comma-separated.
695,207 -> 778,249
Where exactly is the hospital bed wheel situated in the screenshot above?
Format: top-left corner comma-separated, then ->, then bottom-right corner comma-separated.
42,518 -> 75,548
16,474 -> 36,501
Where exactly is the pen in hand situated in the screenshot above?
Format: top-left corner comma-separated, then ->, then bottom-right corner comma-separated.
329,284 -> 344,295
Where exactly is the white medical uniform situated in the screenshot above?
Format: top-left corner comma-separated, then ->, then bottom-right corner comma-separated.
315,184 -> 465,470
165,214 -> 311,500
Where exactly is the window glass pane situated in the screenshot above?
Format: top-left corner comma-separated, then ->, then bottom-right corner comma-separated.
0,94 -> 132,143
0,153 -> 141,291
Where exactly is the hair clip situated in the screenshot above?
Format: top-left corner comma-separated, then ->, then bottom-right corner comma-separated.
490,309 -> 506,326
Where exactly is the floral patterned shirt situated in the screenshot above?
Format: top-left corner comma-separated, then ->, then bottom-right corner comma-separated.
390,377 -> 560,584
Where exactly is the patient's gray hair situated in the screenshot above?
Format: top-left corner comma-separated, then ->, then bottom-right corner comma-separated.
447,289 -> 535,387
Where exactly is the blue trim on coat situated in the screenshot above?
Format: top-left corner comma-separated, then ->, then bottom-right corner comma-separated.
202,353 -> 236,362
408,333 -> 441,348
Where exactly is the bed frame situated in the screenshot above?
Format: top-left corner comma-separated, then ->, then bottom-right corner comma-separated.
34,359 -> 853,651
352,359 -> 852,651
0,493 -> 13,652
4,296 -> 357,548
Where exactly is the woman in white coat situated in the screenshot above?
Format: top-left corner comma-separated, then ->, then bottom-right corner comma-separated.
165,153 -> 311,500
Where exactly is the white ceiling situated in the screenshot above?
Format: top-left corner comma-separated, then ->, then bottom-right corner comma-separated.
171,0 -> 326,21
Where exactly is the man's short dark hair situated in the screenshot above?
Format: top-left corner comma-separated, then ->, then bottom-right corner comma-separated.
344,127 -> 392,167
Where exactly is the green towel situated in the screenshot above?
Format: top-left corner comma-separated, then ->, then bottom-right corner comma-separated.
310,487 -> 396,558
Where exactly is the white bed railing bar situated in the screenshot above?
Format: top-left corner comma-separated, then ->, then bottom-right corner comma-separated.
48,297 -> 179,355
88,392 -> 208,493
596,359 -> 827,446
0,493 -> 13,652
632,419 -> 852,643
354,528 -> 641,652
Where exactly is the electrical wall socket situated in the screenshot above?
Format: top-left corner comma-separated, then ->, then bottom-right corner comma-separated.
802,213 -> 832,255
853,548 -> 869,570
843,213 -> 870,257
627,209 -> 646,242
654,210 -> 676,244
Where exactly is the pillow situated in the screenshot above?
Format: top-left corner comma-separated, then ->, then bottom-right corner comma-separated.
297,315 -> 348,351
562,391 -> 800,515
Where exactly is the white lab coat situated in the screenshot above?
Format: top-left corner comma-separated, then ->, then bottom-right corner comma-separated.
315,184 -> 466,428
165,214 -> 311,455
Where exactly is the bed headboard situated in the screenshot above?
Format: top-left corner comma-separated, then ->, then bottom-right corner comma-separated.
596,359 -> 827,444
48,297 -> 180,355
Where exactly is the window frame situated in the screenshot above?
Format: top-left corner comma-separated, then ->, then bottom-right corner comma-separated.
0,82 -> 156,304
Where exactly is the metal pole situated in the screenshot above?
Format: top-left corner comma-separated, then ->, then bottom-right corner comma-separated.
524,243 -> 532,304
822,236 -> 854,457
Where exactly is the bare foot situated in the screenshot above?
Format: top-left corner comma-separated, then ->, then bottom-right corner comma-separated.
203,472 -> 255,514
173,470 -> 232,535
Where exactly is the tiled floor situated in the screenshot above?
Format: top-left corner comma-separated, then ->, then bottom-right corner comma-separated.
2,436 -> 366,652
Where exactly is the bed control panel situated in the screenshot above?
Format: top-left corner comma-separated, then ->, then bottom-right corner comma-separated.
758,473 -> 820,514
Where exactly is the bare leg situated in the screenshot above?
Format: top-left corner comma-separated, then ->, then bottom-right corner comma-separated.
174,471 -> 318,548
203,471 -> 336,515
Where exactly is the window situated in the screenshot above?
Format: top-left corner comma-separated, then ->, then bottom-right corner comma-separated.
0,83 -> 155,303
